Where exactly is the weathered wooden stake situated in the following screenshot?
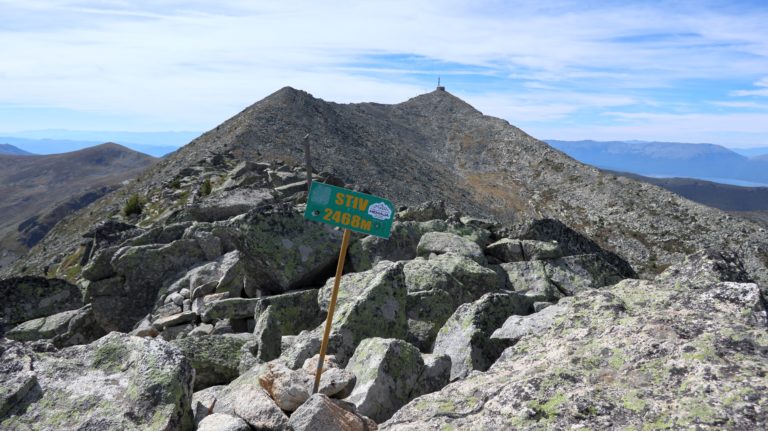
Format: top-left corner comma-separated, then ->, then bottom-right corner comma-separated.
312,228 -> 351,393
303,133 -> 312,191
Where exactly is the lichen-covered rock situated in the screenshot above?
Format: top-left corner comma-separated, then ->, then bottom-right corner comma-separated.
183,188 -> 275,222
171,334 -> 249,390
153,311 -> 198,329
345,337 -> 424,423
200,298 -> 261,323
222,206 -> 344,295
491,302 -> 568,343
250,305 -> 282,364
382,250 -> 768,431
288,393 -> 378,431
507,218 -> 637,278
5,304 -> 105,347
403,254 -> 501,350
656,248 -> 752,288
89,238 -> 212,332
433,292 -> 532,380
348,220 -> 490,272
0,276 -> 83,332
197,413 -> 251,431
81,246 -> 119,281
0,332 -> 194,430
253,288 -> 322,335
485,238 -> 524,262
501,254 -> 627,301
278,328 -> 323,369
167,250 -> 254,300
303,261 -> 407,366
544,254 -> 627,295
396,200 -> 447,222
416,231 -> 486,264
519,239 -> 564,260
412,353 -> 452,399
500,260 -> 563,301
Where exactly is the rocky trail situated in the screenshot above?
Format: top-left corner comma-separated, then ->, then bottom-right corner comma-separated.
1,88 -> 767,430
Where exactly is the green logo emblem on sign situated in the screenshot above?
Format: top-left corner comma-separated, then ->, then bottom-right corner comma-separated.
304,182 -> 394,238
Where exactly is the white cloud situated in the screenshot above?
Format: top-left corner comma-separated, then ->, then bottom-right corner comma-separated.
0,0 -> 768,142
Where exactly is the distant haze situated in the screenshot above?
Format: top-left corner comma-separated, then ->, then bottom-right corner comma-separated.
547,140 -> 768,187
0,131 -> 200,157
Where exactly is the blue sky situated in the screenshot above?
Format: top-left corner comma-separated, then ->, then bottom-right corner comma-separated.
1,1 -> 768,147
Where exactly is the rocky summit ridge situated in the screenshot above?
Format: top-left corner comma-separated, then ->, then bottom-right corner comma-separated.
0,88 -> 767,430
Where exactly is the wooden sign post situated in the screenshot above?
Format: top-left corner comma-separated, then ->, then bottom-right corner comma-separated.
304,181 -> 394,393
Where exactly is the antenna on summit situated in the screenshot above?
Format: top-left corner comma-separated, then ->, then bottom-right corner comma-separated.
436,76 -> 445,91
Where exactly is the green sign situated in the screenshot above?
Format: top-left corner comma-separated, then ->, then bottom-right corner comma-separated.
304,182 -> 394,238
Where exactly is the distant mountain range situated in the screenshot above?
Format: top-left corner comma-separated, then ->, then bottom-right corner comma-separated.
0,143 -> 33,155
547,140 -> 768,186
0,131 -> 198,157
0,143 -> 156,270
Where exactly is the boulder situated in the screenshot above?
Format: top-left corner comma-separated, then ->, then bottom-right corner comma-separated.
0,332 -> 194,430
81,246 -> 119,281
183,188 -> 275,222
499,260 -> 563,301
288,394 -> 378,431
348,220 -> 490,272
153,311 -> 197,329
396,200 -> 447,222
485,238 -> 524,262
519,239 -> 564,260
91,238 -> 212,332
403,254 -> 501,350
191,385 -> 223,425
491,302 -> 568,343
200,298 -> 261,323
412,353 -> 452,399
258,362 -> 314,411
656,248 -> 752,287
124,222 -> 190,247
416,232 -> 486,264
167,251 -> 254,300
253,288 -> 322,335
5,304 -> 105,347
258,361 -> 357,412
222,207 -> 344,294
544,254 -> 626,295
507,218 -> 637,278
381,251 -> 767,431
300,261 -> 407,365
171,334 -> 249,390
345,338 -> 424,423
160,323 -> 195,340
249,305 -> 282,364
0,276 -> 83,332
433,292 -> 532,380
197,413 -> 251,431
212,365 -> 290,430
